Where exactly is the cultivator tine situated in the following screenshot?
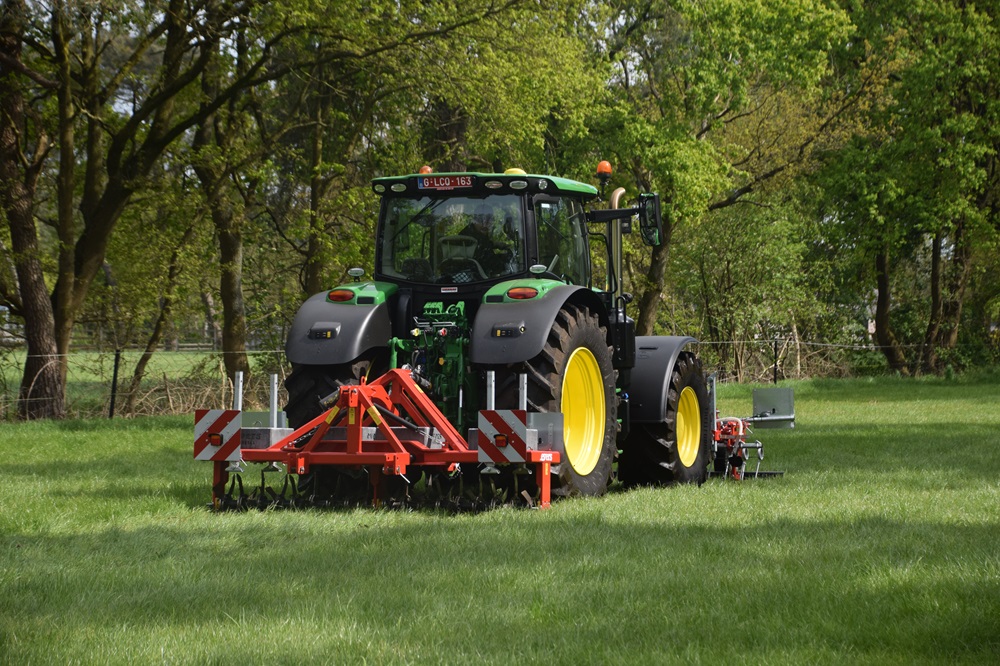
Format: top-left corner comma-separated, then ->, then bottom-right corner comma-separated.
207,462 -> 552,513
215,473 -> 247,510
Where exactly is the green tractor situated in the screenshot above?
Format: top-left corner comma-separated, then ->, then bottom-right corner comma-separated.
283,165 -> 711,501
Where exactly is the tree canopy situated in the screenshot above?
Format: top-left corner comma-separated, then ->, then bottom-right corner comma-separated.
1,0 -> 998,418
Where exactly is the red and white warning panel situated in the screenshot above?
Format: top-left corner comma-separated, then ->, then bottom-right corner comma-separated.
474,409 -> 536,464
194,409 -> 242,462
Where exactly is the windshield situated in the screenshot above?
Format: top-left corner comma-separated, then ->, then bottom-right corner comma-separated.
378,194 -> 525,284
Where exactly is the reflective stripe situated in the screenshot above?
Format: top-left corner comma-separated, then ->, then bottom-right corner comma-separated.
194,409 -> 242,461
476,410 -> 528,463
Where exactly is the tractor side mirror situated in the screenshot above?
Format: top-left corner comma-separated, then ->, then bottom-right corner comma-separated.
637,193 -> 663,247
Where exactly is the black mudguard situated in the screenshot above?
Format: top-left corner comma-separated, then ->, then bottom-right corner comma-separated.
627,335 -> 698,423
469,284 -> 607,365
285,292 -> 390,366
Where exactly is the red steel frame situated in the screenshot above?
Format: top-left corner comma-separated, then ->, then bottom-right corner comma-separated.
210,368 -> 558,509
713,416 -> 750,480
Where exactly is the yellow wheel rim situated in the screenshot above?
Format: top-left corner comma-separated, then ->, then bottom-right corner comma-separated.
677,386 -> 701,467
560,347 -> 605,476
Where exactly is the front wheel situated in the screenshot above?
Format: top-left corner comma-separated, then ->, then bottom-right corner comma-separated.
619,351 -> 710,486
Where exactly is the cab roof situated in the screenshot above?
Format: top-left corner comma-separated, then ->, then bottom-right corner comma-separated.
371,171 -> 598,199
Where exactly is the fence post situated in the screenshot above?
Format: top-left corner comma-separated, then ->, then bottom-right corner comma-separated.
773,337 -> 779,385
233,371 -> 244,411
269,373 -> 279,428
108,349 -> 121,419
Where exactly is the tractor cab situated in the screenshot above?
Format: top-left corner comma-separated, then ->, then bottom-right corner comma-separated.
373,169 -> 598,293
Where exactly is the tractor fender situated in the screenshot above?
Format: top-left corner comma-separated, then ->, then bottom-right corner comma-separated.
285,291 -> 390,366
469,284 -> 608,365
627,335 -> 699,423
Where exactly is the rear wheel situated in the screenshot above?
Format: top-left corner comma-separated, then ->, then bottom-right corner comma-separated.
285,354 -> 383,427
507,304 -> 616,497
619,351 -> 710,486
284,352 -> 385,498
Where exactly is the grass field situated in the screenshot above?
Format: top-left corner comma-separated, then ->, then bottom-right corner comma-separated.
1,375 -> 998,664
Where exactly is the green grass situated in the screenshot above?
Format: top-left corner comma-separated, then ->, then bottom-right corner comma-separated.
1,376 -> 998,664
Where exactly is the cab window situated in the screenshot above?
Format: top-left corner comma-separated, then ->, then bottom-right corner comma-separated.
533,196 -> 589,286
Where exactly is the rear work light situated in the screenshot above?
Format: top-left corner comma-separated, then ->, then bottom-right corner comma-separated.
506,287 -> 539,300
327,289 -> 355,302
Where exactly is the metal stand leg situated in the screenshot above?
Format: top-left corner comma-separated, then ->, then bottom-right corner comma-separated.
212,461 -> 229,509
537,461 -> 552,509
369,468 -> 383,508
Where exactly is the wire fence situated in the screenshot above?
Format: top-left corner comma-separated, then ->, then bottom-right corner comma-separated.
0,338 -> 985,420
698,338 -> 891,384
0,348 -> 291,421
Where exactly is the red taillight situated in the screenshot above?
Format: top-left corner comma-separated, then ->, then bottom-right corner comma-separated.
506,287 -> 539,300
327,289 -> 354,302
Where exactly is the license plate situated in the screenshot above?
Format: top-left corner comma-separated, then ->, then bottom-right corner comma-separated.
417,175 -> 474,190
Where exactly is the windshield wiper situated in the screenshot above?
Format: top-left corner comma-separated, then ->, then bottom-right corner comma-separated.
392,199 -> 444,243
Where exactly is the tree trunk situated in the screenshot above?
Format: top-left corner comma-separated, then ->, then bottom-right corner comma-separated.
191,159 -> 251,383
635,219 -> 674,336
305,101 -> 327,296
0,0 -> 65,419
51,1 -> 77,387
201,290 -> 222,350
935,220 -> 972,355
425,98 -> 468,172
219,223 -> 250,381
874,246 -> 909,374
193,43 -> 250,384
790,312 -> 802,380
921,231 -> 943,373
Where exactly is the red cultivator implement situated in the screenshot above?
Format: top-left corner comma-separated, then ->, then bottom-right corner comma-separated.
195,368 -> 560,511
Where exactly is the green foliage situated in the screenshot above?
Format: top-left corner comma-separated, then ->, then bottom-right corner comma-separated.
574,0 -> 857,335
2,0 -> 998,403
668,194 -> 814,378
85,161 -> 211,349
814,0 -> 1000,372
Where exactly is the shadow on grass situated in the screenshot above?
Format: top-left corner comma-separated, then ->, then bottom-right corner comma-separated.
1,510 -> 997,663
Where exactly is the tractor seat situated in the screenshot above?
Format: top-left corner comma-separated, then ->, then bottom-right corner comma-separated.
439,235 -> 478,260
